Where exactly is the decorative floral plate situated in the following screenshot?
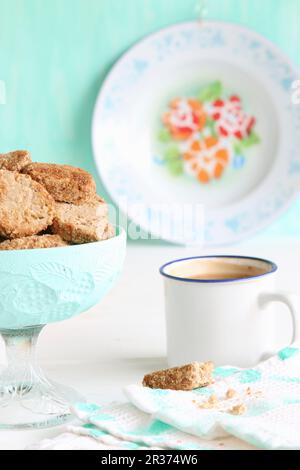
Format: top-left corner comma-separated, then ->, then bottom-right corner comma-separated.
92,21 -> 300,245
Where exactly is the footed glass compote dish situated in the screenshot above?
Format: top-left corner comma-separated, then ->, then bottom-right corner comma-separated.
0,227 -> 126,429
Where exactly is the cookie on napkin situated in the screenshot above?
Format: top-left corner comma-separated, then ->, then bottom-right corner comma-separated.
143,361 -> 214,391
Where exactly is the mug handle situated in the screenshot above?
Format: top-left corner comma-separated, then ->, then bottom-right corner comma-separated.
259,292 -> 300,345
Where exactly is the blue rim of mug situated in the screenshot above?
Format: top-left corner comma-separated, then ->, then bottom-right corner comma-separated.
159,255 -> 278,283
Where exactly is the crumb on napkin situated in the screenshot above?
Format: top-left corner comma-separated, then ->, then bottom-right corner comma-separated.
226,388 -> 237,399
229,403 -> 247,415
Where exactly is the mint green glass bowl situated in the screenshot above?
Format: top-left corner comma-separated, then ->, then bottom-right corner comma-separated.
0,227 -> 126,430
0,227 -> 126,329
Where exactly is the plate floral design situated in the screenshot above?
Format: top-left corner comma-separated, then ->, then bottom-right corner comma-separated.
157,81 -> 260,183
93,21 -> 300,245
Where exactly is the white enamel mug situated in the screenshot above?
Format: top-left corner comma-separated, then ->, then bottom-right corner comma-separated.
160,256 -> 300,367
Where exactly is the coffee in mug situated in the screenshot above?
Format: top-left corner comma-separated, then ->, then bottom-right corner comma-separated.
160,256 -> 300,367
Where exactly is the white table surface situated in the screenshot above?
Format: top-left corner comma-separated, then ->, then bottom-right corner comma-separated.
1,236 -> 299,450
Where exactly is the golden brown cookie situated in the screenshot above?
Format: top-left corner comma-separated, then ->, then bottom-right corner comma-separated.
22,163 -> 96,204
51,196 -> 114,244
0,234 -> 67,250
143,361 -> 214,391
0,150 -> 32,172
0,170 -> 55,239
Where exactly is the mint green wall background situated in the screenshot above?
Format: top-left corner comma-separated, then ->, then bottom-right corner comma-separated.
0,0 -> 299,238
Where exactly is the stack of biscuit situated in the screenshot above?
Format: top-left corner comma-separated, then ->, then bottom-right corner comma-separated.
0,150 -> 114,250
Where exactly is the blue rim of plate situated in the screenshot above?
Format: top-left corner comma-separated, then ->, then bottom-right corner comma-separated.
92,20 -> 300,246
160,255 -> 278,283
